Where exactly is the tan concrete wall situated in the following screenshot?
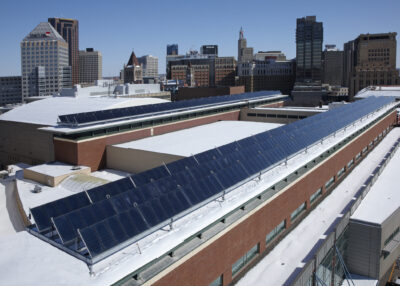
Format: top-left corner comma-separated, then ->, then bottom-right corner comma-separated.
106,145 -> 184,174
0,121 -> 54,168
23,167 -> 91,187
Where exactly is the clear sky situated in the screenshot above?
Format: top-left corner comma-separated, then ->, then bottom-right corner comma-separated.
0,0 -> 399,77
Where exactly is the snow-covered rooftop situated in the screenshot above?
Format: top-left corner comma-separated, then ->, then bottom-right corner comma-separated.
17,169 -> 129,218
0,102 -> 397,286
0,96 -> 168,126
355,86 -> 400,99
237,128 -> 400,286
350,138 -> 400,225
112,121 -> 282,156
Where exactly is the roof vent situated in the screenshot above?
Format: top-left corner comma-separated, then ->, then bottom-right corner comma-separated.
32,185 -> 42,193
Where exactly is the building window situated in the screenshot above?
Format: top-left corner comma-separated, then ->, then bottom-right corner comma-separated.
337,167 -> 345,178
362,146 -> 368,154
347,159 -> 354,169
291,202 -> 306,221
266,220 -> 286,244
325,176 -> 334,189
232,243 -> 259,276
210,275 -> 223,286
355,152 -> 361,161
384,227 -> 400,246
310,188 -> 322,204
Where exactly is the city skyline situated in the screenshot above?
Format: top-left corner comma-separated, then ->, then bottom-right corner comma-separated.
0,0 -> 399,77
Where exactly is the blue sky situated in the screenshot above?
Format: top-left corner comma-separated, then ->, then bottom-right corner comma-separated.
0,0 -> 399,77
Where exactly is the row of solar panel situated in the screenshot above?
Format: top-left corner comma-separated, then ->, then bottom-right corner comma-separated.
30,96 -> 395,260
35,96 -> 392,233
77,97 -> 394,258
36,96 -> 392,234
58,91 -> 280,125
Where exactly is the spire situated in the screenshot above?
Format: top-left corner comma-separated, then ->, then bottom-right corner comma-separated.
127,51 -> 139,66
239,27 -> 244,39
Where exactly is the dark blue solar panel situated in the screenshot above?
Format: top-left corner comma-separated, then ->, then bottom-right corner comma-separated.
167,156 -> 198,174
52,199 -> 116,244
30,192 -> 90,232
86,177 -> 134,202
38,96 -> 397,260
59,91 -> 281,125
131,165 -> 170,187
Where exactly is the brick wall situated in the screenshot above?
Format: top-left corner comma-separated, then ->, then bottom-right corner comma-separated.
149,111 -> 396,286
54,111 -> 241,171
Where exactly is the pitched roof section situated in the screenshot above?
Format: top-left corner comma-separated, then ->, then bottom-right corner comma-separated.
23,22 -> 65,42
127,51 -> 139,66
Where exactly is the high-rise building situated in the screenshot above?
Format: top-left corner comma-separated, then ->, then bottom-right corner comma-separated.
167,44 -> 178,56
343,32 -> 399,99
168,53 -> 236,87
200,45 -> 218,56
79,48 -> 102,84
295,16 -> 323,84
138,55 -> 158,78
21,22 -> 71,99
0,76 -> 22,105
215,57 -> 236,86
123,51 -> 143,84
322,45 -> 343,86
238,27 -> 253,63
238,59 -> 296,94
48,18 -> 79,85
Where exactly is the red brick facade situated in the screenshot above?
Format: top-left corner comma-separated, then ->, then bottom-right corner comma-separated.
148,111 -> 396,286
54,110 -> 241,171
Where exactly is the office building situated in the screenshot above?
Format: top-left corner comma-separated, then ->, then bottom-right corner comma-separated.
343,32 -> 399,99
79,48 -> 102,84
169,56 -> 236,87
254,51 -> 286,61
322,45 -> 343,86
238,58 -> 296,94
214,57 -> 236,86
21,22 -> 71,99
238,27 -> 253,63
167,44 -> 178,55
137,55 -> 158,78
295,16 -> 323,84
200,45 -> 218,56
48,18 -> 79,85
174,86 -> 244,101
123,51 -> 143,84
0,76 -> 22,105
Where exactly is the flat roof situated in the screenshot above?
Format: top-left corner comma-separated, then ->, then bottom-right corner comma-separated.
25,162 -> 89,177
237,128 -> 400,286
112,121 -> 282,156
351,135 -> 400,225
0,100 -> 396,285
0,97 -> 168,126
253,106 -> 327,112
355,86 -> 400,99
